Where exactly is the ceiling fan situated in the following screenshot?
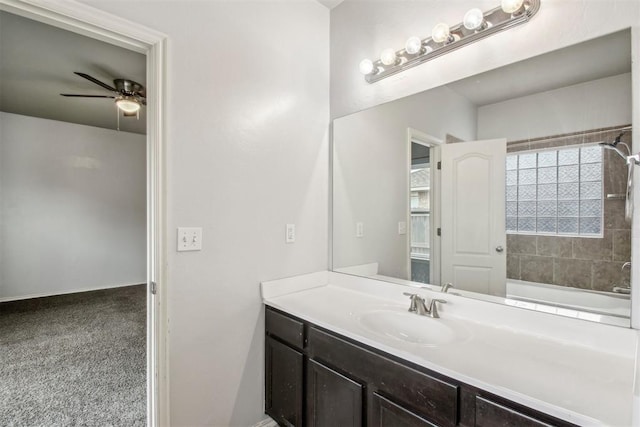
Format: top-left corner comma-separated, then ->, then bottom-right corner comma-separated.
61,72 -> 146,117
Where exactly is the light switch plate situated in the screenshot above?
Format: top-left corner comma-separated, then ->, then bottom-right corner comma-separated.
177,227 -> 202,251
356,222 -> 364,238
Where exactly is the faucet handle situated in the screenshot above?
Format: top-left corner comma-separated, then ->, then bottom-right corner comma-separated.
428,298 -> 447,318
403,292 -> 419,312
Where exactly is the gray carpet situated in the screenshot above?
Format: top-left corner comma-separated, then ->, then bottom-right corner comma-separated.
0,285 -> 146,427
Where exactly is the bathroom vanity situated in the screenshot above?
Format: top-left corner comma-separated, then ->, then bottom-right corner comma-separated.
266,306 -> 574,427
261,272 -> 637,426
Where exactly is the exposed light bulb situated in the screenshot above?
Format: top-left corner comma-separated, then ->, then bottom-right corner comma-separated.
115,97 -> 140,113
380,48 -> 398,66
501,0 -> 524,14
463,8 -> 485,30
431,23 -> 451,44
405,36 -> 423,55
359,59 -> 374,75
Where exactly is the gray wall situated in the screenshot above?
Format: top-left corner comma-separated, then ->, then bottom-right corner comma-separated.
0,112 -> 146,301
477,74 -> 632,141
80,1 -> 330,425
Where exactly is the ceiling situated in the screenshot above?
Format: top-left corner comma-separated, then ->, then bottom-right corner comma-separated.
0,11 -> 147,135
447,29 -> 631,106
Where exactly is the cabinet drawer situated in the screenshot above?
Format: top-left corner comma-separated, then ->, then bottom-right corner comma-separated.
266,307 -> 305,350
370,393 -> 438,427
476,396 -> 553,427
308,326 -> 459,426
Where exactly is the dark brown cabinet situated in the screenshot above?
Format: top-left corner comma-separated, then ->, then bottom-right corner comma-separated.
265,336 -> 304,427
265,306 -> 576,427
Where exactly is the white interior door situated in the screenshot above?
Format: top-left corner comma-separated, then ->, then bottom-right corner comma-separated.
440,138 -> 506,296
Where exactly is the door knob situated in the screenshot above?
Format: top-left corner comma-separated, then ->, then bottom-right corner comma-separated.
496,246 -> 504,253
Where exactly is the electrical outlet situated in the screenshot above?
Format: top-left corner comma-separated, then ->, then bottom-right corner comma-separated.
356,222 -> 364,238
177,227 -> 202,251
286,224 -> 296,243
398,221 -> 407,235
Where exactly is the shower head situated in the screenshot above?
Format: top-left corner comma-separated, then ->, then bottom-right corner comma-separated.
613,132 -> 625,146
600,132 -> 630,159
599,141 -> 628,160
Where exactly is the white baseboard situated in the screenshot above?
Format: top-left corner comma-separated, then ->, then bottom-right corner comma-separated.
0,282 -> 145,303
253,416 -> 277,427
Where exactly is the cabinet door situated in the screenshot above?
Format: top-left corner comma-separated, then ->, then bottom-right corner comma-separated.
370,393 -> 438,427
307,359 -> 363,427
265,336 -> 303,427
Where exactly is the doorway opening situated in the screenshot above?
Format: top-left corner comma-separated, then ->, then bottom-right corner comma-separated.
0,1 -> 167,425
407,129 -> 442,285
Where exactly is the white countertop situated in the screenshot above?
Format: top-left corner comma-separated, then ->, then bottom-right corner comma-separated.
261,271 -> 639,426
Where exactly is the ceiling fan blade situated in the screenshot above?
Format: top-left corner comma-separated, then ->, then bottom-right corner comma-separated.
74,72 -> 118,92
61,94 -> 116,98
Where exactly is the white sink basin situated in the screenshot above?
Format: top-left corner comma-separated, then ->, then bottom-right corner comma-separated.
358,310 -> 462,347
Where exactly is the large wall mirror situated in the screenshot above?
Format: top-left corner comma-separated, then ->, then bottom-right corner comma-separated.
332,29 -> 633,327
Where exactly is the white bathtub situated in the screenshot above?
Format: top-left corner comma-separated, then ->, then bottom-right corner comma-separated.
505,279 -> 630,320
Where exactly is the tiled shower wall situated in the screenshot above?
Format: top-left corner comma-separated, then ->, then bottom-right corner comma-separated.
506,127 -> 631,292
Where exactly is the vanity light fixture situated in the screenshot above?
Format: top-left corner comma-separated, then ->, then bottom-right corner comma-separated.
359,58 -> 375,75
431,23 -> 454,44
405,36 -> 423,55
359,0 -> 540,83
501,0 -> 525,14
463,8 -> 486,31
380,48 -> 399,66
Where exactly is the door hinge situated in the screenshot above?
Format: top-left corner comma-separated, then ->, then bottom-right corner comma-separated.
150,281 -> 157,295
437,161 -> 441,170
437,228 -> 441,236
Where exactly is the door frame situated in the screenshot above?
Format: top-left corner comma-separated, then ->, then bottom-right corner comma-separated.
0,1 -> 169,425
406,128 -> 442,285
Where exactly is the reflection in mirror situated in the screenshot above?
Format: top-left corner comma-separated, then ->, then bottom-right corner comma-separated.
410,142 -> 433,284
332,29 -> 632,326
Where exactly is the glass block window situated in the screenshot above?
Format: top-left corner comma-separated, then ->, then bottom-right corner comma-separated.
506,145 -> 603,236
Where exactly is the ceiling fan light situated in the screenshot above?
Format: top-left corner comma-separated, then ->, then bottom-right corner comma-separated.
116,97 -> 140,114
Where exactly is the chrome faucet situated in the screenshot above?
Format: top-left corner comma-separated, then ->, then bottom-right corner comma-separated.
427,298 -> 447,318
404,293 -> 428,315
403,293 -> 447,318
440,283 -> 453,293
